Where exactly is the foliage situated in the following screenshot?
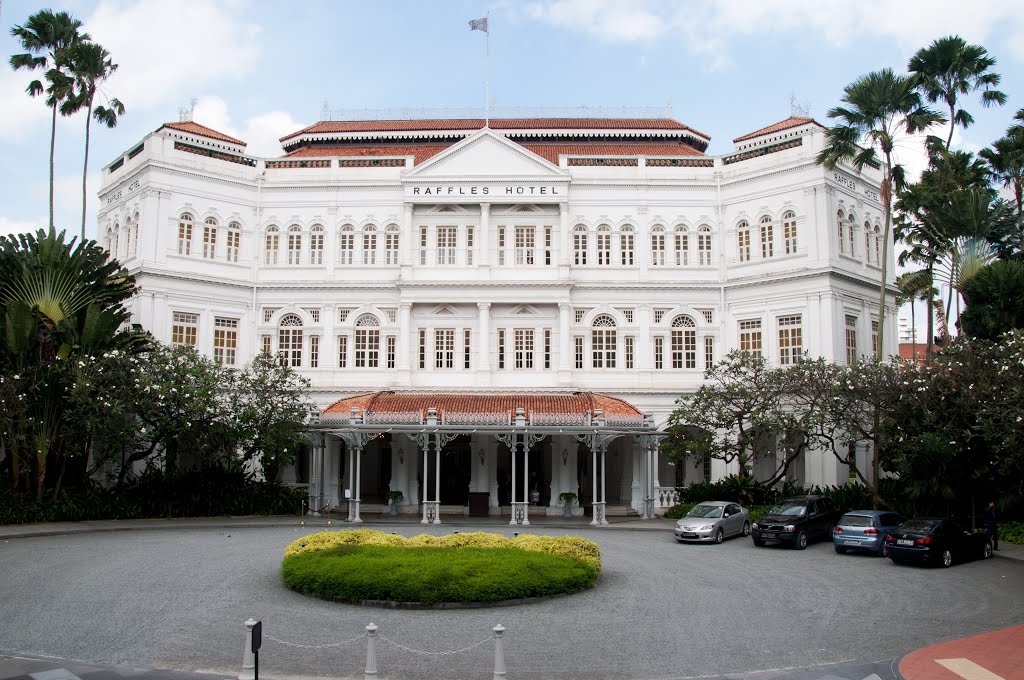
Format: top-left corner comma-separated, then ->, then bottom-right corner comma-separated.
282,530 -> 601,604
958,260 -> 1024,340
558,492 -> 577,506
1001,521 -> 1024,545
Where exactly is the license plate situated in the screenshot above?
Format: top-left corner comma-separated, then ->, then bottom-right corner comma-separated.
681,533 -> 696,538
761,532 -> 777,539
897,539 -> 914,546
843,540 -> 859,545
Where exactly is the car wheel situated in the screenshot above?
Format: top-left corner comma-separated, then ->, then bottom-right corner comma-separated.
794,530 -> 808,550
742,521 -> 751,537
941,549 -> 953,568
835,544 -> 846,554
983,542 -> 993,559
715,528 -> 724,544
753,538 -> 765,547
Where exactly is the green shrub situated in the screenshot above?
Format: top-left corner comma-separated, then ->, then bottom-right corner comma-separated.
1002,521 -> 1024,545
282,530 -> 601,604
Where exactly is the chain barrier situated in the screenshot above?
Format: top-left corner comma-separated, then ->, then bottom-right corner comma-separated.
263,632 -> 367,649
378,633 -> 492,657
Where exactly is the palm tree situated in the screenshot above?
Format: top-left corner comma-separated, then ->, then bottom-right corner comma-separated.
896,270 -> 935,361
67,41 -> 125,241
908,35 -> 1007,151
979,109 -> 1024,219
9,10 -> 88,229
818,69 -> 945,360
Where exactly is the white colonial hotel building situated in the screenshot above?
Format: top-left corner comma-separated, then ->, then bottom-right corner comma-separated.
97,114 -> 890,523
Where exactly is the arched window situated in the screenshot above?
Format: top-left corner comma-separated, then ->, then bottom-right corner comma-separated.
619,225 -> 635,265
864,221 -> 872,264
697,225 -> 712,265
759,215 -> 773,258
671,315 -> 697,369
123,217 -> 132,257
264,225 -> 280,265
737,220 -> 751,262
847,212 -> 857,256
362,225 -> 377,265
310,225 -> 325,265
278,314 -> 303,367
203,217 -> 218,259
596,225 -> 612,265
107,226 -> 116,258
674,226 -> 689,266
354,314 -> 380,368
131,212 -> 140,256
226,221 -> 241,262
591,314 -> 617,368
573,225 -> 588,266
338,225 -> 355,265
874,225 -> 882,264
178,213 -> 193,255
837,210 -> 846,255
782,211 -> 797,255
650,225 -> 666,266
287,225 -> 302,265
384,224 -> 400,265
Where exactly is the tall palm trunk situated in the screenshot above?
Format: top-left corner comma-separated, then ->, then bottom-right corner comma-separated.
81,89 -> 95,241
926,265 -> 935,362
49,102 -> 57,230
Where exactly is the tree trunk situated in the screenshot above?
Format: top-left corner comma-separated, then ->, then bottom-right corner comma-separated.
926,265 -> 935,362
81,90 -> 94,242
49,103 -> 57,230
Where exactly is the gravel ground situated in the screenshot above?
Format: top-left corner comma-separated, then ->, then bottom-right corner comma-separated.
0,524 -> 1021,680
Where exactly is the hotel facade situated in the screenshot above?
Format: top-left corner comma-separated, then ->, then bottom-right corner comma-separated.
97,115 -> 890,523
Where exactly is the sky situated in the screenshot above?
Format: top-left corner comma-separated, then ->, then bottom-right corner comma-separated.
2,0 -> 1023,249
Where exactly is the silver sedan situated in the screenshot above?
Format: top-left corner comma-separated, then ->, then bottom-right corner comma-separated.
674,501 -> 751,544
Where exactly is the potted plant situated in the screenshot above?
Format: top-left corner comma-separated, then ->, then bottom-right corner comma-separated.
558,492 -> 577,519
386,490 -> 404,517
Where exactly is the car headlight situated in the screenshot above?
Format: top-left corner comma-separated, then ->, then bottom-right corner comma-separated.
700,524 -> 714,531
675,521 -> 684,528
751,523 -> 759,530
785,525 -> 796,532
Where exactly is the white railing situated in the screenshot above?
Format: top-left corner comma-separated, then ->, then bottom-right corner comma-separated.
365,411 -> 422,424
530,412 -> 587,426
656,486 -> 679,508
444,411 -> 510,425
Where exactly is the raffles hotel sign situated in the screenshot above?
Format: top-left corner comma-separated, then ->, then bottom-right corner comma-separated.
404,182 -> 568,203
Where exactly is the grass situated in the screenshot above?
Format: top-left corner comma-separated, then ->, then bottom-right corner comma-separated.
281,530 -> 601,604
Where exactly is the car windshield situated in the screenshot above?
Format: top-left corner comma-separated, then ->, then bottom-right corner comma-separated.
768,501 -> 807,516
686,504 -> 723,518
839,514 -> 873,527
900,519 -> 940,533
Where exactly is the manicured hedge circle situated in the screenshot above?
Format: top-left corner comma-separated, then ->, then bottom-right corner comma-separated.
282,530 -> 601,605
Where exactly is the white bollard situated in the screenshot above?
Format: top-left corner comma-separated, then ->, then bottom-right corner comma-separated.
492,624 -> 506,680
364,623 -> 378,680
239,618 -> 258,680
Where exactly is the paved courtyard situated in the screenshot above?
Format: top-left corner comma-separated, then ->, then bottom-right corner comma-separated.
0,519 -> 1022,679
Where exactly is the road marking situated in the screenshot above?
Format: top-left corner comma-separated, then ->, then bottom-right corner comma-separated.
935,658 -> 1006,680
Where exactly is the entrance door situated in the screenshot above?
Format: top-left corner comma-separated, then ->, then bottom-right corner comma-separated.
439,435 -> 471,505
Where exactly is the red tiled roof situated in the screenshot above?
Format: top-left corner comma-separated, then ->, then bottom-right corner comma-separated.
323,391 -> 642,418
898,342 -> 941,364
282,141 -> 703,164
733,116 -> 822,143
160,121 -> 246,146
281,118 -> 703,143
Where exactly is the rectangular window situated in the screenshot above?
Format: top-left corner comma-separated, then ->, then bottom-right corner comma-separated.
171,312 -> 198,347
653,309 -> 666,324
575,308 -> 587,324
515,226 -> 535,265
466,226 -> 474,266
871,320 -> 879,359
338,335 -> 348,368
698,230 -> 712,266
845,315 -> 858,364
435,329 -> 455,369
702,453 -> 712,483
760,219 -> 774,258
544,329 -> 551,369
514,329 -> 534,369
672,329 -> 697,368
213,317 -> 238,365
362,231 -> 377,264
419,226 -> 428,265
338,308 -> 353,323
705,336 -> 714,368
651,232 -> 666,266
278,327 -> 302,367
737,229 -> 751,262
419,329 -> 426,369
386,336 -> 396,369
675,231 -> 688,265
178,221 -> 192,255
287,230 -> 302,265
309,335 -> 319,368
464,329 -> 471,369
778,315 -> 803,366
385,230 -> 399,265
784,214 -> 797,254
739,319 -> 763,358
574,336 -> 584,369
596,230 -> 611,265
625,336 -> 634,369
655,337 -> 664,370
497,227 -> 506,266
437,226 -> 456,265
592,329 -> 616,368
544,226 -> 552,265
355,329 -> 379,368
203,222 -> 217,259
226,226 -> 240,263
339,230 -> 354,265
574,230 -> 588,265
497,329 -> 505,370
620,231 -> 634,265
261,335 -> 271,355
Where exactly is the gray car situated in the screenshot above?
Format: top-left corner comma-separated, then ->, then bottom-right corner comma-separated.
674,501 -> 751,543
832,510 -> 903,555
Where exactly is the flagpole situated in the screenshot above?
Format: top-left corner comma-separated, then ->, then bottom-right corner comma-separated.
485,10 -> 490,128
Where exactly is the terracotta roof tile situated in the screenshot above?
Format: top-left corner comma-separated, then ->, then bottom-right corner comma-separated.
160,121 -> 246,146
284,144 -> 451,164
323,391 -> 642,419
733,116 -> 822,143
281,118 -> 703,143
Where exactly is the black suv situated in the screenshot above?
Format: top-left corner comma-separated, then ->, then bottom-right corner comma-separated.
751,495 -> 841,549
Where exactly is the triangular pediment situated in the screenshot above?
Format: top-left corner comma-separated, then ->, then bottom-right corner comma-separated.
405,129 -> 567,179
512,305 -> 540,316
431,305 -> 459,316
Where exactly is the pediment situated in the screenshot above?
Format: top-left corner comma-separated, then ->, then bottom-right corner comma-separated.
405,129 -> 567,179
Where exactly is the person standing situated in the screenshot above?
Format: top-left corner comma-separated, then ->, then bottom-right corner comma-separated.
983,500 -> 999,551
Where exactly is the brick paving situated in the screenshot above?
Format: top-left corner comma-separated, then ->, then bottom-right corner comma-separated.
898,624 -> 1024,680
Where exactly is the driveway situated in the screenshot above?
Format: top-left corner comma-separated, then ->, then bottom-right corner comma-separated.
0,522 -> 1021,679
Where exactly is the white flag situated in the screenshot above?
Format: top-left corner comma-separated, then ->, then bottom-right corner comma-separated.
469,17 -> 488,33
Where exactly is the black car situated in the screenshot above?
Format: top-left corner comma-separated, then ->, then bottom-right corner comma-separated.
751,495 -> 842,549
883,518 -> 993,567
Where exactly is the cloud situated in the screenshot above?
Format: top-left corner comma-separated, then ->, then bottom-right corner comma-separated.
82,0 -> 262,112
525,0 -> 665,42
0,217 -> 45,239
192,96 -> 302,157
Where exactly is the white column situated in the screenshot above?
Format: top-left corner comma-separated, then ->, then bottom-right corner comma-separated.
401,203 -> 414,266
421,442 -> 430,524
522,440 -> 531,526
352,443 -> 363,523
637,305 -> 652,371
558,302 -> 571,382
477,302 -> 491,373
509,436 -> 518,526
558,203 -> 570,267
478,202 -> 490,266
433,437 -> 441,524
346,444 -> 354,520
600,445 -> 609,525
